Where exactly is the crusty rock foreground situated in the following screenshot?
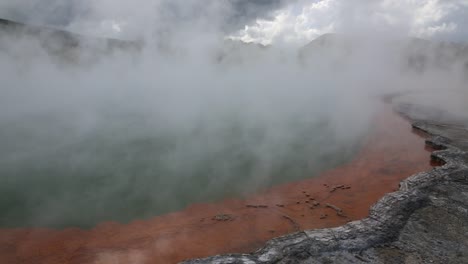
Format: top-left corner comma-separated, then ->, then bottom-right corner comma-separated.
184,101 -> 468,264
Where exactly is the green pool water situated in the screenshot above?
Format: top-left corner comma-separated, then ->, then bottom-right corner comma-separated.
0,109 -> 367,229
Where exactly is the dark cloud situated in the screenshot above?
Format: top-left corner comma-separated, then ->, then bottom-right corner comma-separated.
225,0 -> 292,30
0,0 -> 294,33
0,0 -> 87,27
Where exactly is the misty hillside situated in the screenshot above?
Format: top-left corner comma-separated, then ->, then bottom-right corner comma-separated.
0,18 -> 275,66
299,33 -> 468,75
216,39 -> 271,64
0,18 -> 142,64
4,17 -> 467,72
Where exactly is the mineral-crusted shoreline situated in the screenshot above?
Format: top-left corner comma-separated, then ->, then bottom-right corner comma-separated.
184,101 -> 468,264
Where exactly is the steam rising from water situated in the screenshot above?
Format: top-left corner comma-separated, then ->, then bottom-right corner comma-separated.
0,2 -> 467,228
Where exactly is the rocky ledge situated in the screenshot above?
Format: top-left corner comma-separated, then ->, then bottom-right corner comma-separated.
184,101 -> 468,264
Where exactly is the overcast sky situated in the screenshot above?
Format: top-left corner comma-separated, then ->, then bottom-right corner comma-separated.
1,0 -> 467,45
230,0 -> 468,45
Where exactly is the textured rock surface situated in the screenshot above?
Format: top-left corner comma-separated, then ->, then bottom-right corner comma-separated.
184,101 -> 468,264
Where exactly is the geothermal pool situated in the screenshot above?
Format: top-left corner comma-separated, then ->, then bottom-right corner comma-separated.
0,108 -> 364,228
0,104 -> 436,264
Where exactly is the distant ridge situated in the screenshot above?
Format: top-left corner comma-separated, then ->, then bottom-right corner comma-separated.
299,33 -> 468,73
1,18 -> 141,45
0,18 -> 142,63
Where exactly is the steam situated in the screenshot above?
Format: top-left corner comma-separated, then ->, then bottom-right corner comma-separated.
0,1 -> 467,228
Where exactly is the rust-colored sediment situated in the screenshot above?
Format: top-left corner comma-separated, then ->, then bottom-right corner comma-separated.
0,105 -> 436,264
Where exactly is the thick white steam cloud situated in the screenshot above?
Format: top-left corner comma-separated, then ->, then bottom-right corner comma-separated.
0,0 -> 467,228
